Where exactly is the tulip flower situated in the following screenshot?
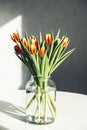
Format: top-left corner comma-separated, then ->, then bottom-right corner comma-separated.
14,45 -> 22,54
30,36 -> 38,47
22,38 -> 29,48
40,46 -> 46,58
45,34 -> 52,45
30,43 -> 37,54
11,32 -> 20,42
62,37 -> 69,48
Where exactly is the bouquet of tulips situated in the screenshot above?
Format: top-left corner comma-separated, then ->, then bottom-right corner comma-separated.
11,29 -> 75,123
11,30 -> 75,77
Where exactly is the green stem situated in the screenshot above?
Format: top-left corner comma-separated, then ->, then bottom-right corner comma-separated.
47,94 -> 55,118
43,92 -> 47,122
48,93 -> 56,113
37,87 -> 41,122
26,94 -> 36,110
35,105 -> 38,117
26,77 -> 56,123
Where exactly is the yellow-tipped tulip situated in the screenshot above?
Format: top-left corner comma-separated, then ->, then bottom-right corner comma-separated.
30,36 -> 38,47
30,43 -> 37,54
62,38 -> 69,48
11,32 -> 20,42
22,38 -> 29,48
45,34 -> 52,45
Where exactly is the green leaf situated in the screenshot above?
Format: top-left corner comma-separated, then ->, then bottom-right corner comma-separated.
15,53 -> 35,75
48,32 -> 55,60
39,32 -> 45,49
54,28 -> 60,41
49,37 -> 65,68
40,31 -> 42,43
49,48 -> 75,74
40,52 -> 49,76
44,55 -> 50,76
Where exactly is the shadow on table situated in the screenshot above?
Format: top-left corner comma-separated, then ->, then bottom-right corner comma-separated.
0,125 -> 10,130
0,100 -> 26,122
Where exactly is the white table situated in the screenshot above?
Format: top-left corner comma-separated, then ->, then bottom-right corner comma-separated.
0,90 -> 87,130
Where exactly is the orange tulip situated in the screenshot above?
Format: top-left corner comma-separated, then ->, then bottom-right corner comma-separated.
45,34 -> 52,45
14,45 -> 22,54
62,38 -> 69,48
30,43 -> 37,54
22,38 -> 29,48
30,36 -> 38,47
39,46 -> 46,58
11,32 -> 20,42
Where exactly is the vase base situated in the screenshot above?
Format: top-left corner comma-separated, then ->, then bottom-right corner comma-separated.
26,115 -> 55,125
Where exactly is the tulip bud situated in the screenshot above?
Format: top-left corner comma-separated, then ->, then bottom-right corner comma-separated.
14,45 -> 22,54
45,34 -> 52,45
39,46 -> 46,58
22,38 -> 29,48
11,32 -> 20,42
30,43 -> 37,54
30,36 -> 38,47
62,38 -> 69,48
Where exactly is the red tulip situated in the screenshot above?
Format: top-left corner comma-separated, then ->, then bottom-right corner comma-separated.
14,45 -> 22,54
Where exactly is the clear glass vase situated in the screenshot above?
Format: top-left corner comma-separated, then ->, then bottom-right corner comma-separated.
25,75 -> 56,124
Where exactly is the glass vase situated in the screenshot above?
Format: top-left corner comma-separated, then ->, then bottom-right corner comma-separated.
25,76 -> 56,124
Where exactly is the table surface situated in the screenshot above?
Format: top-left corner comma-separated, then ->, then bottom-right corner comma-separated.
0,90 -> 87,130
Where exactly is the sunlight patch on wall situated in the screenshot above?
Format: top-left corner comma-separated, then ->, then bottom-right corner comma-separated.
0,15 -> 22,90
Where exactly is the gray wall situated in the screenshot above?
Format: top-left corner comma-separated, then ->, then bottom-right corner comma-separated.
0,0 -> 87,94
